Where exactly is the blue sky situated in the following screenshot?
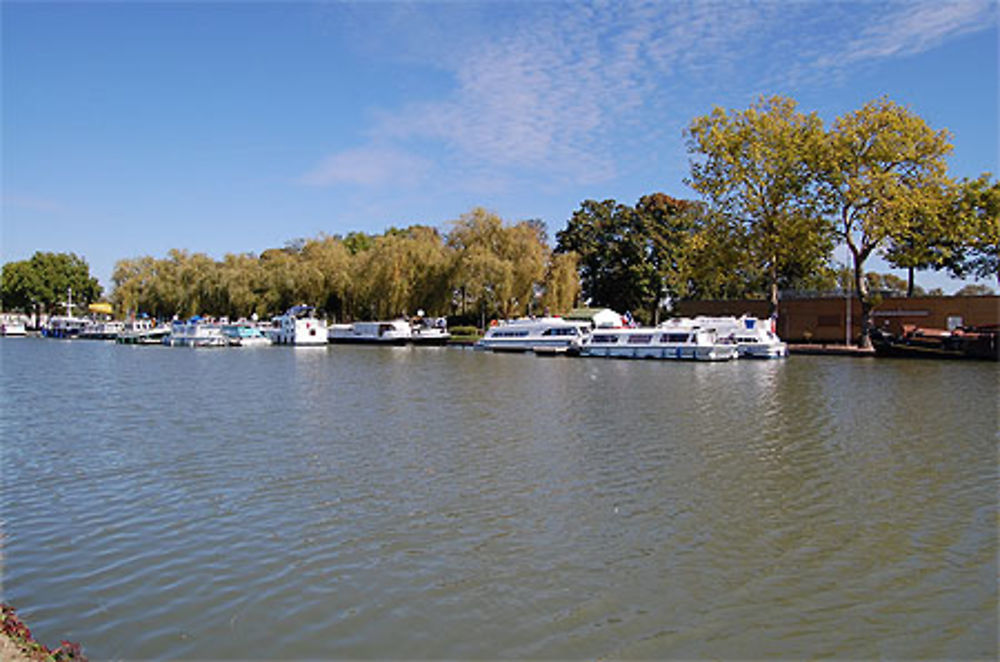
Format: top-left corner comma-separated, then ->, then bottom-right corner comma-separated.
3,0 -> 997,294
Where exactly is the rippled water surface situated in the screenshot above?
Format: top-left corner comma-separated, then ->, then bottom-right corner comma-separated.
2,338 -> 997,659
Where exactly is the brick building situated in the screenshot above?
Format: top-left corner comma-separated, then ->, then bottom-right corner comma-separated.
675,295 -> 1000,344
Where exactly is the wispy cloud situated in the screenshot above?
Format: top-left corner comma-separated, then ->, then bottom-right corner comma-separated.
833,0 -> 996,64
299,145 -> 433,187
303,1 -> 994,193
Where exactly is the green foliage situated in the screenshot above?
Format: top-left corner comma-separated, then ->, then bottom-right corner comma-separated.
818,97 -> 954,344
1,252 -> 101,314
109,213 -> 568,323
686,95 -> 832,314
944,174 -> 1000,285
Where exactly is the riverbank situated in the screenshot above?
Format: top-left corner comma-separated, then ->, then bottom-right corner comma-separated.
0,605 -> 86,661
787,343 -> 876,357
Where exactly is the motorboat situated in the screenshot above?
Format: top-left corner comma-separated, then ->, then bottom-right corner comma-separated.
476,317 -> 591,353
116,318 -> 171,345
42,315 -> 88,339
0,315 -> 28,336
273,305 -> 328,346
167,317 -> 227,347
80,319 -> 125,340
691,315 -> 787,358
221,324 -> 273,347
329,319 -> 412,345
579,319 -> 738,361
410,316 -> 451,346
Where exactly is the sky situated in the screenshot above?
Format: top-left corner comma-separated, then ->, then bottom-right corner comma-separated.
2,0 -> 998,295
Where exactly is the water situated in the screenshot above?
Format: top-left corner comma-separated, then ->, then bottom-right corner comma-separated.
1,337 -> 997,660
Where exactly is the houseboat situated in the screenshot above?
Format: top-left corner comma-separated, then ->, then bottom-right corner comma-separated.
273,305 -> 328,346
80,319 -> 125,340
579,320 -> 738,361
329,320 -> 412,345
221,323 -> 273,347
116,318 -> 171,345
691,315 -> 787,358
168,317 -> 227,347
476,317 -> 591,353
42,315 -> 88,339
0,314 -> 28,336
410,315 -> 451,345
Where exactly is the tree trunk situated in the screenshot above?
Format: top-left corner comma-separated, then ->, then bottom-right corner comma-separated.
768,261 -> 779,320
853,260 -> 873,349
907,266 -> 915,298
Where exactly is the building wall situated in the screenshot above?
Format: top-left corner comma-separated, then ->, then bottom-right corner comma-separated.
675,296 -> 1000,344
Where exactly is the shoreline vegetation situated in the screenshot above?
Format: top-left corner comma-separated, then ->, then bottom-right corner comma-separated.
1,96 -> 997,351
0,605 -> 86,662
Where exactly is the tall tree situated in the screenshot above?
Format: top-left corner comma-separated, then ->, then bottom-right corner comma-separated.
686,95 -> 831,317
1,252 -> 101,315
945,174 -> 1000,286
556,199 -> 659,320
818,98 -> 953,346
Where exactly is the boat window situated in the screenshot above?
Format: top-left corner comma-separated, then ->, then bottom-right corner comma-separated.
542,327 -> 578,336
627,334 -> 653,344
661,333 -> 691,343
591,334 -> 620,343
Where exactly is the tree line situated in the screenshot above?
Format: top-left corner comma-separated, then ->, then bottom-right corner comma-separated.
109,209 -> 580,323
2,96 -> 997,346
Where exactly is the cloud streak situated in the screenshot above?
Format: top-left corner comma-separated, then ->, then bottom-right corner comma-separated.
303,1 -> 994,192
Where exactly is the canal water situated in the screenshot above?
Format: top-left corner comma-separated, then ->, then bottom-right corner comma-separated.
1,338 -> 996,659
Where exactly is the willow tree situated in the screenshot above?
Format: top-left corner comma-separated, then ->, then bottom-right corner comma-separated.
819,98 -> 953,346
686,95 -> 831,317
447,208 -> 548,321
540,251 -> 580,314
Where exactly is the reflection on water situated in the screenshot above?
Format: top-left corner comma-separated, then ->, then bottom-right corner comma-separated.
2,338 -> 997,659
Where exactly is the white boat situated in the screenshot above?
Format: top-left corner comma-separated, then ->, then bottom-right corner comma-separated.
0,314 -> 28,336
410,316 -> 451,346
80,319 -> 125,340
692,315 -> 788,358
273,305 -> 328,346
167,317 -> 227,347
116,318 -> 171,345
579,319 -> 738,361
221,324 -> 273,347
43,315 -> 88,339
476,317 -> 591,353
329,319 -> 412,345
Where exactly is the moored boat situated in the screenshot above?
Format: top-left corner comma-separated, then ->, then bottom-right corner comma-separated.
221,323 -> 273,347
42,315 -> 88,339
328,320 -> 412,345
871,324 -> 999,361
410,315 -> 451,346
476,317 -> 591,353
273,305 -> 328,346
691,315 -> 787,358
80,319 -> 125,340
168,317 -> 227,347
579,319 -> 738,361
0,314 -> 28,336
116,318 -> 171,345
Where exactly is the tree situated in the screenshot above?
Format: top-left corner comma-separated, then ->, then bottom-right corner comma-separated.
818,98 -> 953,347
1,252 -> 101,315
953,283 -> 996,296
686,95 -> 832,317
556,199 -> 659,320
540,251 -> 580,314
447,208 -> 548,320
945,174 -> 1000,285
